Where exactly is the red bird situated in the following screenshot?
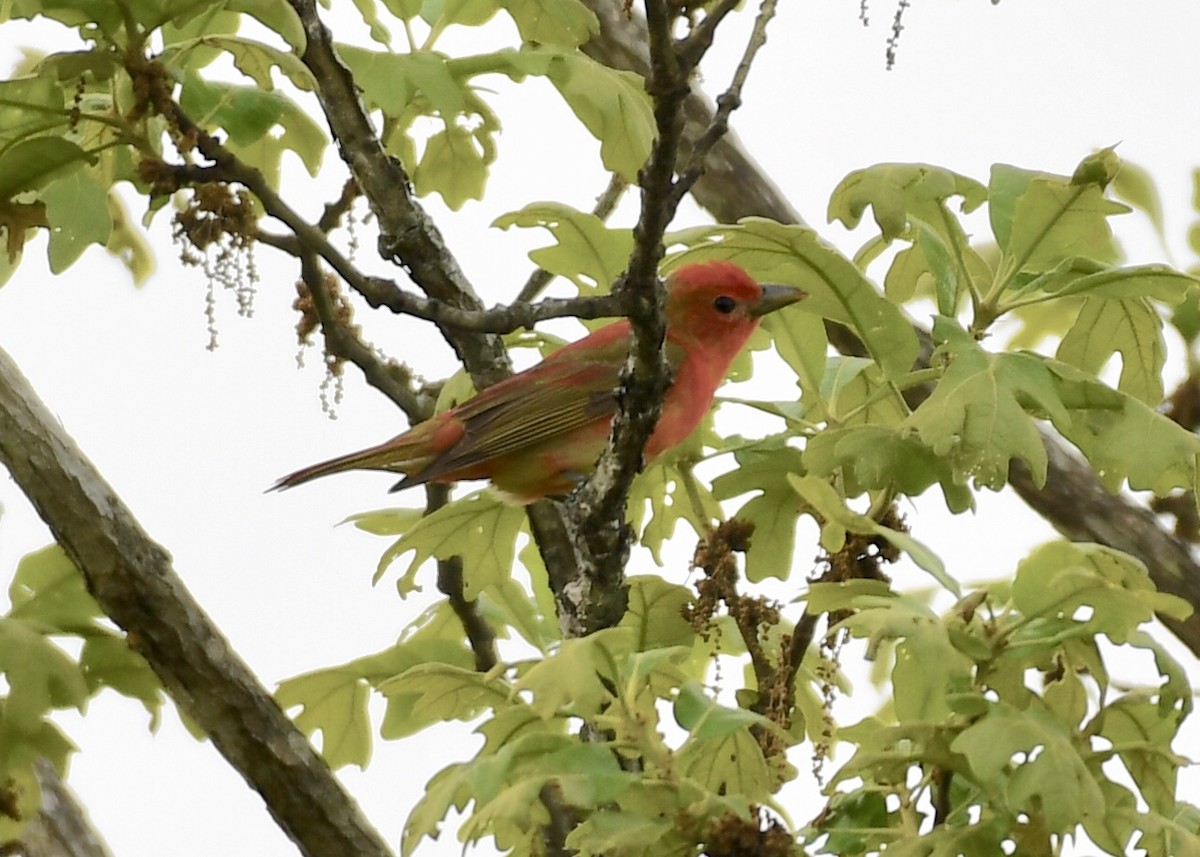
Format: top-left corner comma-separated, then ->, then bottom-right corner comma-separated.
273,261 -> 803,504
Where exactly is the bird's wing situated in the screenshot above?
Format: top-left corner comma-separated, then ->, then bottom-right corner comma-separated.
408,334 -> 685,485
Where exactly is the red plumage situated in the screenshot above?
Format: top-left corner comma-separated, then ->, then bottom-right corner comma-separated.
273,261 -> 803,503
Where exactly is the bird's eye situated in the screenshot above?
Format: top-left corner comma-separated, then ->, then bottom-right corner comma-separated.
712,296 -> 737,314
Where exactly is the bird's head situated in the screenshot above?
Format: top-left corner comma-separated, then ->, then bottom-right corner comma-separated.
664,261 -> 805,349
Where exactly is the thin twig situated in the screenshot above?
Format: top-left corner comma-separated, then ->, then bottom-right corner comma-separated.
673,0 -> 780,206
296,250 -> 430,421
677,0 -> 743,68
317,178 -> 361,233
299,253 -> 499,677
428,482 -> 499,671
286,0 -> 513,388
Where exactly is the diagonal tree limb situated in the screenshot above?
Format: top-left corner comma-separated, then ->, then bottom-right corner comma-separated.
12,760 -> 114,857
579,0 -> 1200,656
287,0 -> 511,387
0,346 -> 396,857
281,0 -> 596,639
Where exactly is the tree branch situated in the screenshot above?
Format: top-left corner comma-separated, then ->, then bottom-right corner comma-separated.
0,346 -> 396,857
557,0 -> 778,635
295,251 -> 498,669
287,0 -> 511,386
13,760 -> 113,857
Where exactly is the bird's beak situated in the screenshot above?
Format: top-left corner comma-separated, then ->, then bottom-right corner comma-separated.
750,285 -> 806,318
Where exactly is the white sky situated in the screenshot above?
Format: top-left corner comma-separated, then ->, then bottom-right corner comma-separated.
1,2 -> 1199,856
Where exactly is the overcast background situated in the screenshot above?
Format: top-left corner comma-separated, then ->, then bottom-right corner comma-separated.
1,2 -> 1199,855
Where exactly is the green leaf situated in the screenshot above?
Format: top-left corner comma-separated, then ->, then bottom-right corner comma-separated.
402,762 -> 471,857
762,310 -> 827,410
1044,262 -> 1195,302
1011,541 -> 1191,643
0,75 -> 67,150
828,163 -> 986,242
711,444 -> 804,582
349,0 -> 394,44
1095,696 -> 1186,815
669,219 -> 921,382
621,576 -> 695,651
566,811 -> 679,857
336,46 -> 415,115
989,163 -> 1047,254
1042,357 -> 1200,496
162,35 -> 316,91
1125,629 -> 1193,720
0,138 -> 93,199
480,576 -> 549,651
275,667 -> 372,769
227,0 -> 307,51
538,52 -> 652,181
492,201 -> 633,293
896,225 -> 954,318
346,505 -> 426,537
372,492 -> 525,597
804,579 -> 894,614
1111,157 -> 1166,241
7,545 -> 103,633
0,619 -> 89,734
673,681 -> 775,740
805,791 -> 890,856
0,705 -> 73,808
903,317 -> 1050,489
180,71 -> 325,175
420,0 -> 499,29
952,702 -> 1105,833
515,628 -> 630,719
628,458 -> 720,565
498,0 -> 597,47
42,170 -> 111,273
378,662 -> 511,736
537,743 -> 632,809
79,636 -> 164,727
804,425 -> 973,512
381,0 -> 424,18
1001,166 -> 1127,273
413,123 -> 489,209
837,597 -> 972,721
674,684 -> 775,800
788,474 -> 956,594
821,358 -> 911,430
1056,296 -> 1165,405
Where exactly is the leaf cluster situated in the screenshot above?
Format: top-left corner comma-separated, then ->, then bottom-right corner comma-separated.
0,546 -> 163,839
806,544 -> 1197,856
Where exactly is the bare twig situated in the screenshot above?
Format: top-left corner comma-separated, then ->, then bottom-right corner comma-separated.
673,0 -> 780,204
317,178 -> 361,233
296,251 -> 431,420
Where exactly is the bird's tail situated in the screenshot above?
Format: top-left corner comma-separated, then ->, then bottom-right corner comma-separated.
269,438 -> 425,492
